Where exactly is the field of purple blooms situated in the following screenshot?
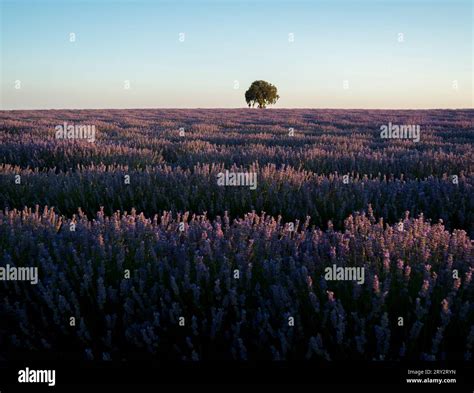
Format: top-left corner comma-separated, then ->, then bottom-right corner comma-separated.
0,109 -> 473,361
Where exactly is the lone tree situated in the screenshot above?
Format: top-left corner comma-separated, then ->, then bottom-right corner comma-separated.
245,80 -> 279,108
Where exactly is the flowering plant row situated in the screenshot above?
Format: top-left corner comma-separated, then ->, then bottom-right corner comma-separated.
1,206 -> 472,361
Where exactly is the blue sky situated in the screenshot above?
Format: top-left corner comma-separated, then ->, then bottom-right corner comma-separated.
1,0 -> 472,109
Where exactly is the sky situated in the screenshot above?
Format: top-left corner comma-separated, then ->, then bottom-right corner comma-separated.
0,0 -> 472,109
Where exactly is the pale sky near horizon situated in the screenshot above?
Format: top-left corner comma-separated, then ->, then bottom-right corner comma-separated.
1,0 -> 472,110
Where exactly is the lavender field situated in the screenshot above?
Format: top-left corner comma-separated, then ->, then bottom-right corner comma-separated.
0,109 -> 473,362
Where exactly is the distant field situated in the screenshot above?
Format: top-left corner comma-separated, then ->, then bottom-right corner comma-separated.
0,109 -> 473,361
1,109 -> 473,233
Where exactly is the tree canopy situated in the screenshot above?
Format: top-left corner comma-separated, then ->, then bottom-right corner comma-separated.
245,80 -> 279,108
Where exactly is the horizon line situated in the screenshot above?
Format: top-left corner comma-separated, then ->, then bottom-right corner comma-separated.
1,107 -> 473,112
